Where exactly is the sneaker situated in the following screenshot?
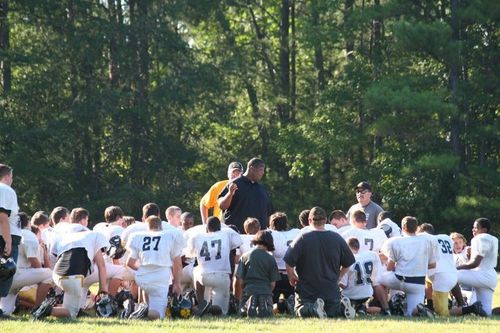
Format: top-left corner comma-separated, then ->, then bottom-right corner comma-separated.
314,298 -> 327,319
194,299 -> 212,317
257,295 -> 272,318
247,295 -> 258,318
128,302 -> 148,319
120,298 -> 135,319
416,303 -> 435,319
32,297 -> 56,320
341,296 -> 355,319
470,301 -> 488,317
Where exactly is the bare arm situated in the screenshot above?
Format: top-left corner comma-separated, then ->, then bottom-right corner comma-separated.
286,264 -> 299,287
126,256 -> 140,270
199,200 -> 209,224
39,241 -> 51,268
218,183 -> 238,211
457,255 -> 483,270
94,250 -> 108,294
386,260 -> 396,272
171,256 -> 182,296
28,257 -> 42,268
0,212 -> 12,256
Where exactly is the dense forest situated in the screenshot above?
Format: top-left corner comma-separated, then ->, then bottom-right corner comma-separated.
0,1 -> 498,237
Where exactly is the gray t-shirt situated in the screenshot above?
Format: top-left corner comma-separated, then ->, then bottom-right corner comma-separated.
347,201 -> 383,229
236,248 -> 281,296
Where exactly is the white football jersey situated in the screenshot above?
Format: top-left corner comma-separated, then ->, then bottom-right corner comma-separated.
432,234 -> 457,275
377,218 -> 402,238
382,234 -> 436,277
40,226 -> 54,245
18,229 -> 41,269
237,234 -> 255,256
342,227 -> 388,253
52,231 -> 108,263
54,222 -> 89,233
92,222 -> 109,233
341,251 -> 381,299
471,233 -> 498,270
186,228 -> 242,274
453,250 -> 469,267
285,228 -> 300,244
337,224 -> 354,238
93,223 -> 123,241
127,229 -> 183,267
269,230 -> 288,270
121,220 -> 175,244
0,182 -> 21,236
46,223 -> 89,264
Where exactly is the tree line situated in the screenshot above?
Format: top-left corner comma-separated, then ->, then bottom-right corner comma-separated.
0,0 -> 498,238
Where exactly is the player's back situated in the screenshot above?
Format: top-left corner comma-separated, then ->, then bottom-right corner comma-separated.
18,229 -> 40,268
128,229 -> 180,268
189,229 -> 241,274
383,235 -> 434,277
342,227 -> 386,253
238,234 -> 255,256
53,230 -> 107,259
341,250 -> 380,300
432,234 -> 457,274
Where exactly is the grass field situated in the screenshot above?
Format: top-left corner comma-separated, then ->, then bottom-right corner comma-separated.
2,275 -> 499,333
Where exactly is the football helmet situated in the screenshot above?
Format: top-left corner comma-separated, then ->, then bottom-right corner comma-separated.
389,293 -> 407,316
115,289 -> 133,308
107,235 -> 126,260
379,223 -> 393,238
0,256 -> 16,282
95,293 -> 118,317
170,295 -> 193,319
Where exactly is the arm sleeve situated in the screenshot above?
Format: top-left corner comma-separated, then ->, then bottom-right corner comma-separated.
230,229 -> 243,249
235,257 -> 246,280
126,236 -> 139,260
473,237 -> 490,257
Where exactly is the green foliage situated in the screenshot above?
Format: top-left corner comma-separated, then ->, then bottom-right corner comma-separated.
0,0 -> 497,231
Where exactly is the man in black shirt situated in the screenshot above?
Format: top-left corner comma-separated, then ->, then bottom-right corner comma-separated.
218,158 -> 273,233
284,207 -> 355,318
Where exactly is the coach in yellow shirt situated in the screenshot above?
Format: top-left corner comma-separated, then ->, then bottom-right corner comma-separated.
199,162 -> 243,224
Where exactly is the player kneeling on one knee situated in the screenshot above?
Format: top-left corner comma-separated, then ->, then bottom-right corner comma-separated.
236,230 -> 281,318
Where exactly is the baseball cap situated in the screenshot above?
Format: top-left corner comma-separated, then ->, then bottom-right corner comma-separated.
355,181 -> 372,192
227,161 -> 243,173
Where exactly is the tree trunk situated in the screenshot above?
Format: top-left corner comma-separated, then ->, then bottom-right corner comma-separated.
129,0 -> 151,186
107,0 -> 119,87
0,0 -> 10,92
450,0 -> 464,171
290,0 -> 296,122
278,0 -> 290,123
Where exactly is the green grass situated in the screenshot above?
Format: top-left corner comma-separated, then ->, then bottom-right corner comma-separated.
2,275 -> 499,333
